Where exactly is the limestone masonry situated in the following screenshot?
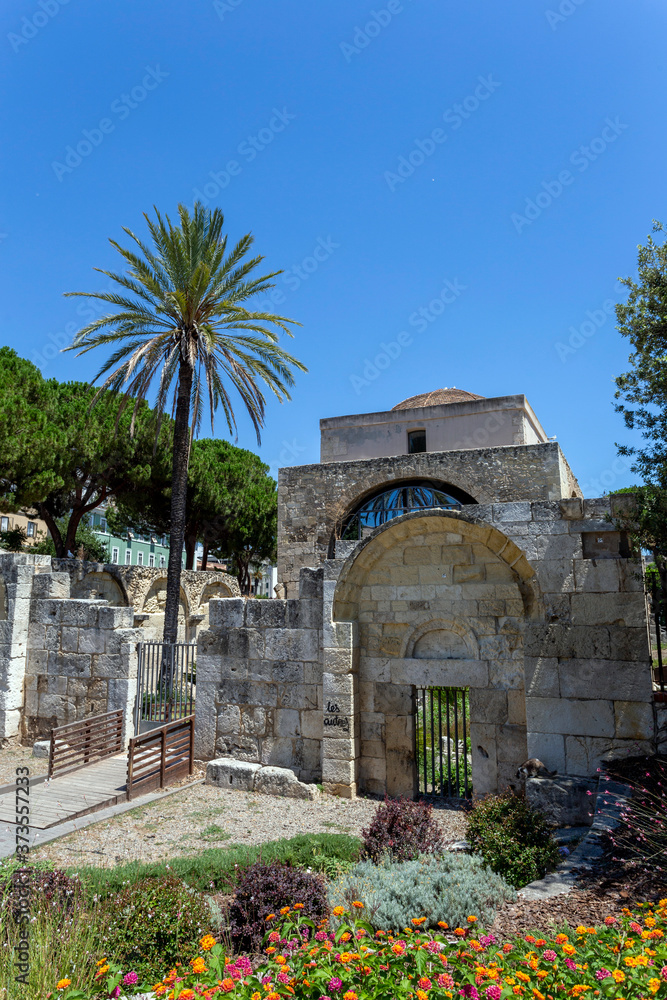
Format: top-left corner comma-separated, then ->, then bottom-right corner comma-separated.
0,387 -> 662,817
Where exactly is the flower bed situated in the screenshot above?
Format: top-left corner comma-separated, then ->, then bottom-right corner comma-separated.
58,899 -> 667,1000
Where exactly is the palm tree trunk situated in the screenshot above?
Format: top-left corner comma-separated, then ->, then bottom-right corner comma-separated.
201,539 -> 209,570
163,359 -> 193,646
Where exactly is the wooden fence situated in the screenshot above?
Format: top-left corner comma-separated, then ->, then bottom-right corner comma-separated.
48,710 -> 124,779
126,715 -> 194,800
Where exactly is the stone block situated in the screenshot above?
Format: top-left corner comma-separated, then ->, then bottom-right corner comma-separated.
469,688 -> 507,725
77,629 -> 106,655
574,559 -> 620,593
360,713 -> 385,741
97,605 -> 134,629
496,724 -> 528,763
559,498 -> 583,520
301,710 -> 323,740
32,739 -> 50,759
323,647 -> 353,675
453,565 -> 485,584
43,625 -> 60,652
31,600 -> 63,625
535,560 -> 575,593
469,722 -> 498,795
217,705 -> 241,734
286,599 -> 321,629
242,705 -> 271,736
493,502 -> 532,522
264,628 -> 319,662
322,757 -> 356,785
246,600 -> 286,627
607,627 -> 650,661
361,738 -> 385,759
0,708 -> 21,738
386,714 -> 413,752
565,735 -> 618,777
60,627 -> 78,653
558,660 -> 653,703
254,765 -> 319,800
614,700 -> 655,740
299,568 -> 323,600
272,661 -> 304,685
507,688 -> 527,726
206,757 -> 260,791
570,593 -> 646,627
525,775 -> 597,826
261,736 -> 295,768
527,697 -> 615,738
390,658 -> 489,689
48,652 -> 92,679
217,678 -> 278,709
208,598 -> 245,628
322,735 -> 355,760
526,731 -> 566,775
275,708 -> 301,738
374,682 -> 412,716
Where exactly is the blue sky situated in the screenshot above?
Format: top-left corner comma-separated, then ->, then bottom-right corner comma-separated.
1,0 -> 665,496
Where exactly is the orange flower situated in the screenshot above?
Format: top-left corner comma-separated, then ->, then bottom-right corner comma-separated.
266,914 -> 276,921
454,928 -> 466,937
352,901 -> 364,909
340,932 -> 352,942
294,903 -> 305,910
438,921 -> 449,929
220,980 -> 235,993
340,952 -> 353,964
56,980 -> 71,991
392,943 -> 405,955
180,992 -> 195,1000
555,934 -> 569,945
343,992 -> 358,1000
562,944 -> 576,956
280,907 -> 290,915
412,917 -> 427,926
515,972 -> 530,983
467,916 -> 478,923
200,935 -> 217,951
191,958 -> 207,974
416,991 -> 429,1000
276,956 -> 287,965
333,906 -> 346,917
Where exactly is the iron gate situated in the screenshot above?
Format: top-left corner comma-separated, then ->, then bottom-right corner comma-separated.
650,580 -> 667,701
415,686 -> 472,802
134,642 -> 196,734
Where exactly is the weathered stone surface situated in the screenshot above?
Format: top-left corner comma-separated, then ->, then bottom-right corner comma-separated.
206,758 -> 261,791
527,697 -> 615,738
525,776 -> 597,827
254,765 -> 319,800
32,739 -> 50,758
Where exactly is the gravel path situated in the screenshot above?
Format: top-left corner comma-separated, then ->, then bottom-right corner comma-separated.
29,783 -> 467,869
0,743 -> 48,787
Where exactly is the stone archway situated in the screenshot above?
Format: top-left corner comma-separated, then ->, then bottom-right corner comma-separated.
71,571 -> 128,606
327,510 -> 540,799
142,578 -> 189,641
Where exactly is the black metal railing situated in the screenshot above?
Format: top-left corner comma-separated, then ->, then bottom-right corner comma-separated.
650,581 -> 666,699
134,642 -> 196,734
415,686 -> 472,802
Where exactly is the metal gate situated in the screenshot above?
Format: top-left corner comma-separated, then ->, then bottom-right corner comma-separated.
134,642 -> 196,734
415,686 -> 472,802
650,580 -> 667,702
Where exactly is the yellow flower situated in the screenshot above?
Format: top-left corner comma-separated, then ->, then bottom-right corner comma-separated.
56,980 -> 72,991
516,972 -> 530,983
532,990 -> 546,1000
340,952 -> 353,964
612,970 -> 625,983
96,959 -> 108,967
251,993 -> 261,1000
275,956 -> 287,965
180,992 -> 195,1000
416,991 -> 428,1000
280,906 -> 290,915
648,978 -> 662,995
191,958 -> 207,974
333,906 -> 346,917
412,917 -> 427,926
575,926 -> 587,935
467,915 -> 478,923
97,966 -> 110,977
200,935 -> 217,951
352,900 -> 364,908
562,944 -> 576,956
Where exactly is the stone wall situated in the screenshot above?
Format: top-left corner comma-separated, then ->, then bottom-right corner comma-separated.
54,560 -> 240,641
278,442 -> 581,598
195,571 -> 324,783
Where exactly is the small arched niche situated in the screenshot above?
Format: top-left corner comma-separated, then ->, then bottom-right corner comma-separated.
413,628 -> 469,660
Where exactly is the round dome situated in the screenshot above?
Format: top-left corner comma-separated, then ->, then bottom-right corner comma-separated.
392,388 -> 485,411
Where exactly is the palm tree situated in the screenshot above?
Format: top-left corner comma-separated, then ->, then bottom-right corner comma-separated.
65,202 -> 306,645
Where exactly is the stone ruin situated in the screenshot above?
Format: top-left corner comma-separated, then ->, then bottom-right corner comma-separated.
1,387 -> 664,822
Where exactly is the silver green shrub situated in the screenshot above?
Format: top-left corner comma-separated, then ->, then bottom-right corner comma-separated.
328,853 -> 515,930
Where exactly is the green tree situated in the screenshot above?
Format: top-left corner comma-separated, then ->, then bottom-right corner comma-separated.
615,220 -> 667,484
31,515 -> 109,563
107,438 -> 277,575
66,203 -> 305,644
0,349 -> 171,557
215,462 -> 277,594
0,525 -> 28,552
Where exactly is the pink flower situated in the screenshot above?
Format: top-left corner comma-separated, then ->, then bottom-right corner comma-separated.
485,987 -> 501,1000
542,949 -> 557,962
426,940 -> 442,954
630,922 -> 643,934
661,966 -> 667,982
595,969 -> 611,981
458,988 -> 479,999
565,958 -> 576,971
277,972 -> 290,984
122,972 -> 139,986
437,974 -> 454,989
269,931 -> 280,943
315,931 -> 328,942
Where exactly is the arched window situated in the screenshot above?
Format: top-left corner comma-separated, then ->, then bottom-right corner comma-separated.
340,479 -> 476,540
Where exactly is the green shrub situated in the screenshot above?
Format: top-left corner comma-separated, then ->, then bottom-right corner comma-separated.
465,790 -> 561,888
329,853 -> 514,930
72,833 -> 361,897
102,873 -> 212,979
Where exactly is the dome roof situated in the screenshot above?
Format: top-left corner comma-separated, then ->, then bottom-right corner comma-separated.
392,388 -> 485,411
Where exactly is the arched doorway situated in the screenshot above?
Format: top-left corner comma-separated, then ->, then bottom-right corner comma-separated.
329,510 -> 538,799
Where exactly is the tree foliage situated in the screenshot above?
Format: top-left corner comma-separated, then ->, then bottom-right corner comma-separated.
66,202 -> 304,643
31,515 -> 109,563
0,348 -> 170,557
108,437 -> 277,588
615,221 -> 667,484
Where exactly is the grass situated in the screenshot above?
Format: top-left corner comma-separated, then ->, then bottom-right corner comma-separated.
68,832 -> 362,896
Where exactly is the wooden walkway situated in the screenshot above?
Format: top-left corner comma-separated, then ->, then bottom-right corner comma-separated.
0,755 -> 128,829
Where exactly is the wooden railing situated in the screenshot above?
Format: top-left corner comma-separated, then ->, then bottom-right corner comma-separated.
49,710 -> 124,778
126,715 -> 194,800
